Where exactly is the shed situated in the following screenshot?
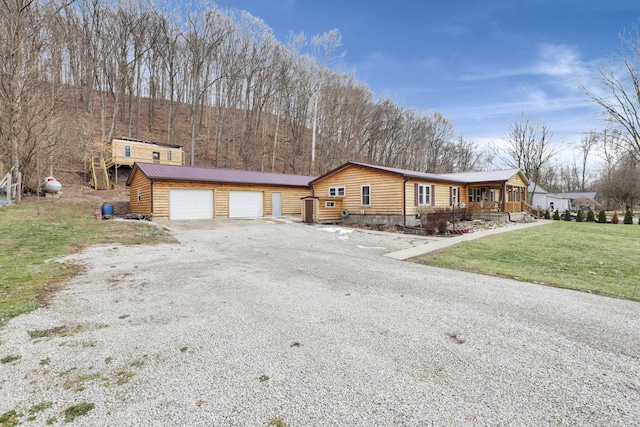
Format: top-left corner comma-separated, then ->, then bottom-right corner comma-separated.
127,163 -> 314,220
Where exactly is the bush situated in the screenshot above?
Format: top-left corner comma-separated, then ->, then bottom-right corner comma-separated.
563,209 -> 572,221
553,210 -> 560,220
586,209 -> 595,222
611,211 -> 619,224
624,209 -> 633,224
418,207 -> 452,236
598,210 -> 607,223
544,209 -> 550,219
576,209 -> 583,222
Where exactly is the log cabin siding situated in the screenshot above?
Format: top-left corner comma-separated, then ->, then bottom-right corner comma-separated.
405,179 -> 467,215
312,165 -> 405,216
507,174 -> 528,188
128,168 -> 152,214
111,139 -> 184,166
128,170 -> 311,218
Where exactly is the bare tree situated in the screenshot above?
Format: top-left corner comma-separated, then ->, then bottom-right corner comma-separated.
0,0 -> 72,195
582,22 -> 640,161
571,131 -> 598,191
493,114 -> 558,199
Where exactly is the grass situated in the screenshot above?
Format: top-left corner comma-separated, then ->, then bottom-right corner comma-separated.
414,221 -> 640,301
0,410 -> 20,427
0,197 -> 175,325
63,402 -> 94,422
0,354 -> 21,364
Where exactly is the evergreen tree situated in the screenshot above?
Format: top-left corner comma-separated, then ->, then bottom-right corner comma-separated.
563,209 -> 572,221
624,209 -> 633,224
553,210 -> 561,220
586,210 -> 595,222
576,209 -> 583,222
544,209 -> 550,219
598,210 -> 607,223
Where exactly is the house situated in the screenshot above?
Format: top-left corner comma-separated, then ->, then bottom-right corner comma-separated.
528,182 -> 597,212
126,163 -> 314,220
91,137 -> 185,189
304,162 -> 530,224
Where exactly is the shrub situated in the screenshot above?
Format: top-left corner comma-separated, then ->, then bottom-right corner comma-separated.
563,209 -> 572,221
576,209 -> 583,222
611,211 -> 619,224
544,209 -> 550,219
418,207 -> 451,236
598,210 -> 607,223
624,209 -> 633,224
586,209 -> 595,222
552,210 -> 560,220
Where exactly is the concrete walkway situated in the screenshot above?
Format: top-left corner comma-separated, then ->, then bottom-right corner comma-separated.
384,219 -> 553,260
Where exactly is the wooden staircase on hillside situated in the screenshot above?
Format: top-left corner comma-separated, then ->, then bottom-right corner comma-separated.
90,158 -> 114,190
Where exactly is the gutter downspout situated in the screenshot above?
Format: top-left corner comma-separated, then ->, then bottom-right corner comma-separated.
150,180 -> 154,216
402,177 -> 408,226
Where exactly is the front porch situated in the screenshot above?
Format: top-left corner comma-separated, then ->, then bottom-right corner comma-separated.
466,182 -> 531,214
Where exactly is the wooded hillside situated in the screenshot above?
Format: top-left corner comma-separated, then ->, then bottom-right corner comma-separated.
0,0 -> 488,193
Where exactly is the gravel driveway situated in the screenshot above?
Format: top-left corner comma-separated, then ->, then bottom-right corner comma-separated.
1,219 -> 639,426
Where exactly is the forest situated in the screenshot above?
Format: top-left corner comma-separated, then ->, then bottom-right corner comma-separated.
1,0 -> 639,208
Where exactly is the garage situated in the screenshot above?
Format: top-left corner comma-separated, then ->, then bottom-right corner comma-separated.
169,189 -> 214,220
229,191 -> 263,218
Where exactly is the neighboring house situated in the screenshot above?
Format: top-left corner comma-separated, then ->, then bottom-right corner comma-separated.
304,162 -> 530,225
91,137 -> 184,189
528,182 -> 596,211
126,163 -> 314,220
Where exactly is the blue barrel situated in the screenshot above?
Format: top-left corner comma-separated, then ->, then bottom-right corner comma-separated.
102,203 -> 114,216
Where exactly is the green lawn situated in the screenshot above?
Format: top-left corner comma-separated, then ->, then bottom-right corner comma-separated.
0,198 -> 175,324
413,221 -> 640,301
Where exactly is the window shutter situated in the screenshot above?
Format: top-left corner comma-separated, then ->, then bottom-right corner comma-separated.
431,185 -> 435,206
458,187 -> 461,205
414,183 -> 418,206
449,187 -> 453,206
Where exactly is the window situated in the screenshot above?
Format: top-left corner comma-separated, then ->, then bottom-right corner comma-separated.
124,145 -> 131,157
450,187 -> 458,205
153,152 -> 160,161
167,150 -> 173,161
361,185 -> 371,206
328,187 -> 345,197
137,189 -> 141,202
469,188 -> 482,202
417,184 -> 431,205
325,201 -> 336,207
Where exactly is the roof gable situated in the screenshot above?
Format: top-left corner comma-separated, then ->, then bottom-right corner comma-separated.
127,163 -> 315,187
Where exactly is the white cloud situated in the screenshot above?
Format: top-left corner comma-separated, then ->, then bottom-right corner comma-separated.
460,43 -> 590,82
534,44 -> 587,77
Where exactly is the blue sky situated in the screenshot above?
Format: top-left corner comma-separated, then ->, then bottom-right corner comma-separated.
213,0 -> 640,160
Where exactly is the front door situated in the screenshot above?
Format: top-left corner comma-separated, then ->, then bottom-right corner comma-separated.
272,192 -> 282,216
304,199 -> 314,223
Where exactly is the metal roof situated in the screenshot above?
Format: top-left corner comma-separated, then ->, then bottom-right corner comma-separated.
127,163 -> 315,187
311,161 -> 527,185
348,162 -> 449,182
438,169 -> 527,184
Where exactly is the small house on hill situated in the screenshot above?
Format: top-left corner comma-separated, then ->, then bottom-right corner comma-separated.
91,137 -> 184,189
126,162 -> 314,220
304,162 -> 531,225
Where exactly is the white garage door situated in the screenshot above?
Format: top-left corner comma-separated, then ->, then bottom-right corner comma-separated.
229,191 -> 263,218
169,189 -> 214,220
